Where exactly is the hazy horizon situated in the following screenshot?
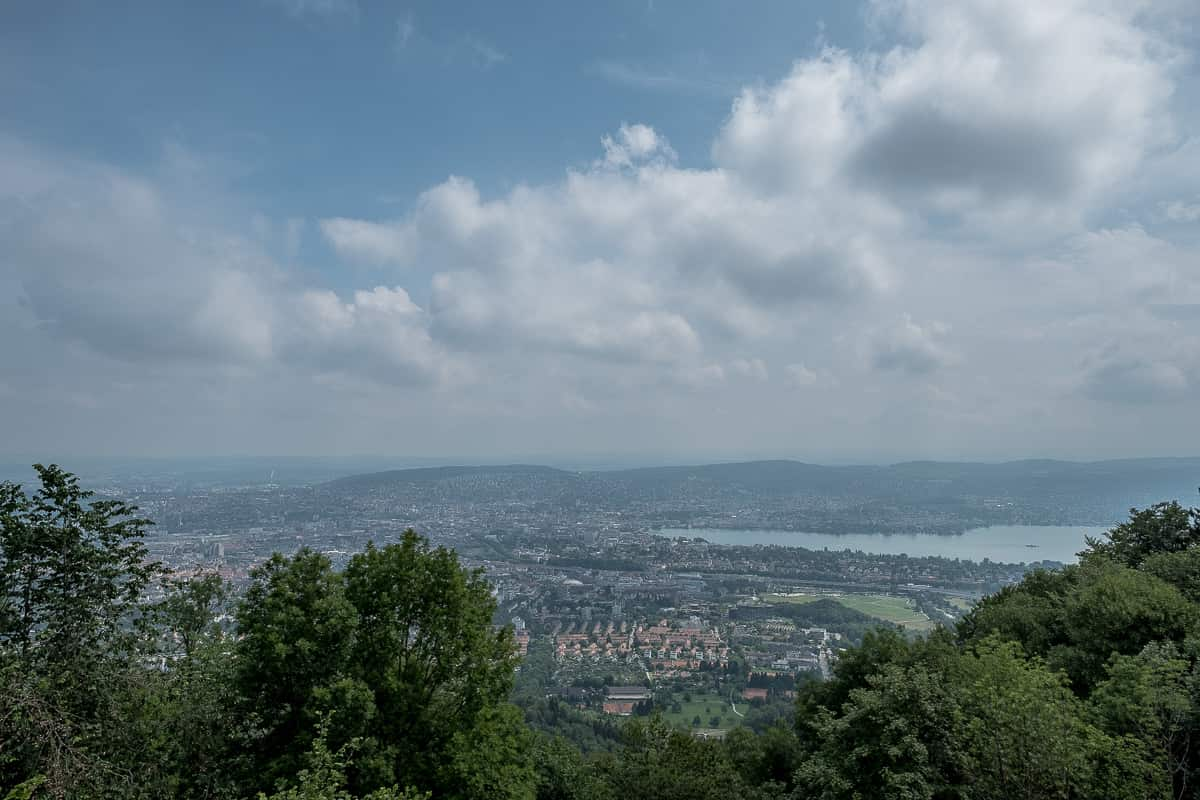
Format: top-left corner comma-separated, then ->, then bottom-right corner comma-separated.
6,451 -> 1200,473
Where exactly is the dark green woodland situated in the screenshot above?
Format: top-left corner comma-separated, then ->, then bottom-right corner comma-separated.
4,464 -> 1200,799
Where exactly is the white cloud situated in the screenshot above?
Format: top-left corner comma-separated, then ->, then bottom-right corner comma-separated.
389,21 -> 506,71
673,363 -> 727,389
713,0 -> 1178,231
263,0 -> 358,21
320,216 -> 417,265
589,61 -> 735,96
1080,345 -> 1193,404
459,35 -> 507,69
600,124 -> 677,170
395,13 -> 416,51
5,0 -> 1200,458
287,286 -> 445,385
324,129 -> 890,373
1,143 -> 279,365
1162,198 -> 1200,222
784,363 -> 820,387
0,139 -> 445,389
730,358 -> 769,381
306,0 -> 1193,454
867,315 -> 955,375
1029,225 -> 1200,313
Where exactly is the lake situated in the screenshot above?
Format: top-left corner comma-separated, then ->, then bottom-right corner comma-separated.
652,525 -> 1111,564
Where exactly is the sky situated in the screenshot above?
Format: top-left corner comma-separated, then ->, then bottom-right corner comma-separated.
2,0 -> 1200,465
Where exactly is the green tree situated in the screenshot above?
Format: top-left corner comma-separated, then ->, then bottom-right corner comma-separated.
599,717 -> 749,800
724,724 -> 799,795
235,549 -> 361,791
950,637 -> 1160,800
436,704 -> 535,800
1057,564 -> 1195,690
796,627 -> 914,724
957,568 -> 1076,660
108,636 -> 242,799
0,464 -> 161,797
1141,549 -> 1200,605
109,574 -> 238,797
962,561 -> 1195,692
1090,642 -> 1198,799
341,532 -> 523,797
258,716 -> 429,800
794,635 -> 1165,800
1084,501 -> 1200,569
530,734 -> 612,800
794,663 -> 968,800
235,531 -> 533,800
0,464 -> 159,685
3,776 -> 47,800
155,571 -> 227,658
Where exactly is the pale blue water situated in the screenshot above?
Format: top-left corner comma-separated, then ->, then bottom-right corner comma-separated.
653,525 -> 1110,564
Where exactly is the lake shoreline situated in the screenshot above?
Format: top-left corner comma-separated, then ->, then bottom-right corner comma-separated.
651,524 -> 1110,564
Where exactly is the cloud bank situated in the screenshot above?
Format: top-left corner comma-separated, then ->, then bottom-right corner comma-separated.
3,0 -> 1198,459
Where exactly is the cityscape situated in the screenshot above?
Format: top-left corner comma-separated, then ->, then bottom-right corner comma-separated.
64,456 -> 1195,737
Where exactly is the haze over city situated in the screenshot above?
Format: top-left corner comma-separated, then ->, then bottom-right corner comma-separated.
3,0 -> 1200,463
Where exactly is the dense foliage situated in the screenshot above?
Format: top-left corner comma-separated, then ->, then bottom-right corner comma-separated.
791,499 -> 1200,800
3,466 -> 1200,799
1,466 -> 524,799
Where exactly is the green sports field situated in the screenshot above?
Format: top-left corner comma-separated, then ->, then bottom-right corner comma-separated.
660,691 -> 741,730
834,594 -> 935,630
762,591 -> 935,630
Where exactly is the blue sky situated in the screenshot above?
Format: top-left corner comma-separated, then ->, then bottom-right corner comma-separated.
3,1 -> 1200,463
4,0 -> 885,310
5,1 -> 858,230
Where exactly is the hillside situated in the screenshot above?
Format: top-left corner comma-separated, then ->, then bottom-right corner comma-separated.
319,457 -> 1200,531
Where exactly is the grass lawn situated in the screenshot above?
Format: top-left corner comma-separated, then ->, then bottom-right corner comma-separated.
762,591 -> 935,631
835,594 -> 935,630
660,691 -> 740,731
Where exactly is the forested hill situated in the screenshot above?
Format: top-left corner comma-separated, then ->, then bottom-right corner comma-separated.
321,457 -> 1200,529
324,464 -> 575,491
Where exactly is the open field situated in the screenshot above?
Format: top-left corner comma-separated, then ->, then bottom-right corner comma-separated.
660,691 -> 741,731
762,591 -> 935,631
835,595 -> 934,630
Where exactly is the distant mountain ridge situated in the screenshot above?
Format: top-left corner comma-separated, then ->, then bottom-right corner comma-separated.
322,458 -> 1200,531
324,463 -> 569,490
325,457 -> 1200,491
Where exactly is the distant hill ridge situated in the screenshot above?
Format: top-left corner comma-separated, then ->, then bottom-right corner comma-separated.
323,463 -> 571,489
324,457 -> 1200,497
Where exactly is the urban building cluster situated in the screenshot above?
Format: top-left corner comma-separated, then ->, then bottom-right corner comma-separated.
105,471 -> 1073,733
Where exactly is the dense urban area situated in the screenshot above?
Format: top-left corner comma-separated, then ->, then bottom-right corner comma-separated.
54,457 -> 1193,739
